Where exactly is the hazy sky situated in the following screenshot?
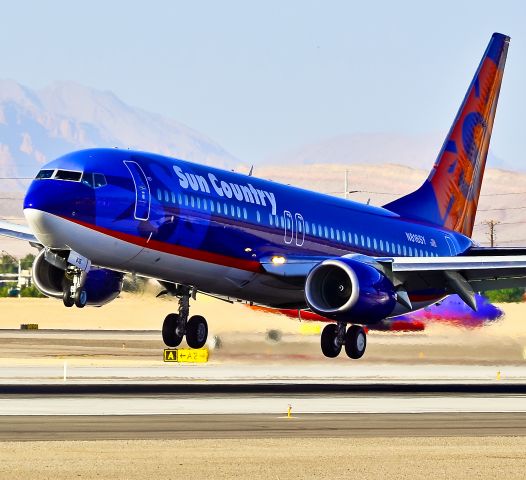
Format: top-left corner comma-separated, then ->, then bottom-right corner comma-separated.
1,0 -> 525,165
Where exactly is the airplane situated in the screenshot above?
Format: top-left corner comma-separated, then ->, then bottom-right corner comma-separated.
0,32 -> 522,360
249,293 -> 504,332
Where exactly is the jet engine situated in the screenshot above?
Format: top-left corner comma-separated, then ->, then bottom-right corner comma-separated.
32,249 -> 124,306
305,257 -> 397,324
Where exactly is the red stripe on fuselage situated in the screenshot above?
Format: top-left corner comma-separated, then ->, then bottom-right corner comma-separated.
61,216 -> 263,273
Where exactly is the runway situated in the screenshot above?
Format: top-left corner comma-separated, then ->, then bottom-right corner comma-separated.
1,412 -> 525,441
1,382 -> 526,417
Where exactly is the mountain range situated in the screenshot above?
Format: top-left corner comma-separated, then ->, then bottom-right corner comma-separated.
0,80 -> 242,191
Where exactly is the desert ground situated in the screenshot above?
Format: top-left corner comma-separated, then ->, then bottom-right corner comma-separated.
1,437 -> 526,480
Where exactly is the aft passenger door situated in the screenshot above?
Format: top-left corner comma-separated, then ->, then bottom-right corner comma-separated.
124,161 -> 151,221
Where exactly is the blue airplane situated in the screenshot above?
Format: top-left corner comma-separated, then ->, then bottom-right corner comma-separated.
0,33 -> 522,359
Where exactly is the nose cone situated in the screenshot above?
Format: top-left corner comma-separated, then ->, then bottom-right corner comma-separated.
24,208 -> 70,248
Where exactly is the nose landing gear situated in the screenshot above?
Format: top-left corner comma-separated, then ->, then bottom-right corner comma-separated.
320,322 -> 366,359
63,267 -> 88,308
161,285 -> 208,349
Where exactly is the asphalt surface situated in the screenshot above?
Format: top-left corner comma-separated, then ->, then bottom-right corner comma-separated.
1,382 -> 526,394
1,412 -> 526,441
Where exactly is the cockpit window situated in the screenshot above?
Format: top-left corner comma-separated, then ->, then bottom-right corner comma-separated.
94,173 -> 107,188
35,169 -> 54,179
81,172 -> 107,188
81,172 -> 94,187
54,170 -> 82,182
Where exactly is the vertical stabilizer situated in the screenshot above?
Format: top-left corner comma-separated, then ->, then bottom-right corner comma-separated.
384,33 -> 509,236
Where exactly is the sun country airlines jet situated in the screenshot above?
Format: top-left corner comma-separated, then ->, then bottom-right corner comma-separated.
0,33 -> 520,359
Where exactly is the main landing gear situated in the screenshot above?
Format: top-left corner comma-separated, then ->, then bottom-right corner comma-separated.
162,285 -> 208,349
321,322 -> 366,359
63,267 -> 88,309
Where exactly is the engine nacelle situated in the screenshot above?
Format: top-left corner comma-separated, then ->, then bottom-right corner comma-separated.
32,249 -> 124,306
305,257 -> 397,324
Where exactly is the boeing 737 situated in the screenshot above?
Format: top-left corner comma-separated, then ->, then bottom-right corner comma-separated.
0,32 -> 521,359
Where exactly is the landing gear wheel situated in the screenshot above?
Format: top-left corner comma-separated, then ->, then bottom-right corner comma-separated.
345,325 -> 366,359
63,289 -> 74,308
162,313 -> 184,347
321,324 -> 342,358
186,315 -> 208,349
74,289 -> 87,308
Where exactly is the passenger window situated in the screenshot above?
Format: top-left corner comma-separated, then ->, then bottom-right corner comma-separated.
330,227 -> 334,239
191,196 -> 195,208
403,245 -> 407,256
157,189 -> 162,201
324,226 -> 329,238
237,206 -> 241,218
178,194 -> 182,204
397,244 -> 401,255
409,247 -> 413,256
420,249 -> 424,257
203,199 -> 208,210
256,210 -> 260,223
184,195 -> 189,206
367,237 -> 371,248
210,201 -> 214,213
223,203 -> 228,215
305,222 -> 310,235
355,234 -> 359,245
342,231 -> 346,243
361,235 -> 365,246
379,239 -> 383,251
386,242 -> 390,253
373,238 -> 377,249
336,230 -> 340,241
231,205 -> 235,217
164,191 -> 170,203
197,197 -> 201,209
217,201 -> 221,213
171,192 -> 176,204
318,225 -> 323,236
243,207 -> 247,220
269,214 -> 273,226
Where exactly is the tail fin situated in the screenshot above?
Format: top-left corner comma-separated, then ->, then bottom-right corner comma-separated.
384,33 -> 510,237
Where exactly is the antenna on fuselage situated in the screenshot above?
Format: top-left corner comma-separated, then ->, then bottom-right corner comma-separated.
248,165 -> 254,176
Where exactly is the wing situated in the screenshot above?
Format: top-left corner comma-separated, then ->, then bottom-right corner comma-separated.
386,251 -> 526,310
0,220 -> 39,244
261,249 -> 526,311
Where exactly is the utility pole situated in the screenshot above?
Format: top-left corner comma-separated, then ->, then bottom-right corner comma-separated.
483,220 -> 500,247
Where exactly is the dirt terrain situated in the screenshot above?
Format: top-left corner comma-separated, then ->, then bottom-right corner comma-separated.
1,437 -> 526,480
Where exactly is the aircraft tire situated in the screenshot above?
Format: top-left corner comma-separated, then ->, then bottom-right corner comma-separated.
345,325 -> 366,359
74,289 -> 87,308
186,315 -> 208,349
63,289 -> 74,308
162,313 -> 183,347
320,324 -> 341,358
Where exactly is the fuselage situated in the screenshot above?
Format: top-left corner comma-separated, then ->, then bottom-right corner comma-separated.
23,148 -> 473,311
